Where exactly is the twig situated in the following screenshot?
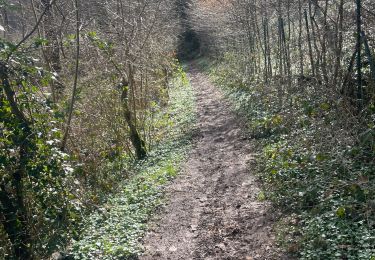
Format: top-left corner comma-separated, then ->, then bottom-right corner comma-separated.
13,0 -> 58,52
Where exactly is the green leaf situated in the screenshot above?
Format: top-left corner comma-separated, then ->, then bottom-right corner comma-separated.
34,38 -> 48,47
336,207 -> 346,218
319,102 -> 330,111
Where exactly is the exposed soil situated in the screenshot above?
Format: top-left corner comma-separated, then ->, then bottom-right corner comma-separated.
140,66 -> 287,260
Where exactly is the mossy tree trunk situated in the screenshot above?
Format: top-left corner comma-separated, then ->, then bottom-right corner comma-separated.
121,66 -> 147,160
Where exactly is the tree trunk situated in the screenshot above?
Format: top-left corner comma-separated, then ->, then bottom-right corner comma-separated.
304,9 -> 315,77
309,2 -> 322,83
266,17 -> 272,77
122,67 -> 147,160
263,18 -> 268,81
362,31 -> 375,83
321,0 -> 329,86
41,0 -> 62,102
333,0 -> 344,87
280,17 -> 291,88
356,0 -> 363,111
298,0 -> 304,76
61,0 -> 80,151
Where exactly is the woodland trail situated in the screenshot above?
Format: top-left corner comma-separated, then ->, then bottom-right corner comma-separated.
140,65 -> 285,260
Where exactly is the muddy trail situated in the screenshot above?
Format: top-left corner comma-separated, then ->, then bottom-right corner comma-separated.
141,65 -> 286,260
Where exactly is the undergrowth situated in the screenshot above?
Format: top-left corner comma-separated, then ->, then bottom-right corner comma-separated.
69,66 -> 196,259
197,56 -> 375,260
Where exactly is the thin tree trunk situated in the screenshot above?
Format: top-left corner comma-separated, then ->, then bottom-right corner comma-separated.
305,9 -> 315,77
266,17 -> 272,77
61,0 -> 80,151
280,17 -> 291,87
362,31 -> 375,82
278,17 -> 283,76
41,0 -> 62,102
321,0 -> 329,86
309,1 -> 322,82
333,0 -> 344,87
1,7 -> 9,39
298,0 -> 304,76
356,0 -> 363,111
263,18 -> 268,81
121,72 -> 147,160
342,45 -> 358,96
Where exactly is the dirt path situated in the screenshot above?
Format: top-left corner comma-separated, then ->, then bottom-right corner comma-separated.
141,66 -> 285,260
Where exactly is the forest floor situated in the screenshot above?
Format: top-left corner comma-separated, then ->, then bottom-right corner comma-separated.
140,65 -> 287,260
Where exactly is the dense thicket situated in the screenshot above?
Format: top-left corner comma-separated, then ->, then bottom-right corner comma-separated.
0,0 -> 182,258
191,0 -> 375,258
